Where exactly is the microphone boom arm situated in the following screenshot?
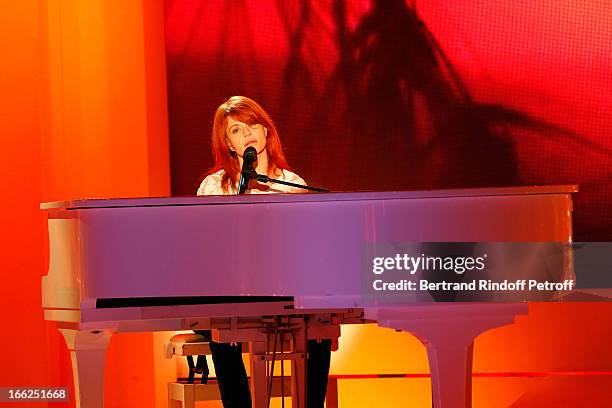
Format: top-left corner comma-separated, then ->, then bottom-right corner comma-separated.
254,173 -> 328,192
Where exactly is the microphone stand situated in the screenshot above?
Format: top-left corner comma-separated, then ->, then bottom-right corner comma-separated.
243,170 -> 328,192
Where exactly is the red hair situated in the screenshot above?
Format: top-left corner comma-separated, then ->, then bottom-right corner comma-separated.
206,96 -> 290,193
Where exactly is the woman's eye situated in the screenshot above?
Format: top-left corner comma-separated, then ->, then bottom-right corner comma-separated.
232,128 -> 240,134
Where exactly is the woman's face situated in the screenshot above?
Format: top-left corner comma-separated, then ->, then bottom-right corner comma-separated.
225,116 -> 267,157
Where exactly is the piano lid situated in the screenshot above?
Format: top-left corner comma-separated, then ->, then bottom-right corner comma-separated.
41,185 -> 578,211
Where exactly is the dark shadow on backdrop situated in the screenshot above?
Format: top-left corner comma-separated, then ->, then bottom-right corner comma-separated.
165,0 -> 611,239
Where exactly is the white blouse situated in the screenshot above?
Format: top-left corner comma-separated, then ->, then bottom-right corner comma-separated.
197,169 -> 306,196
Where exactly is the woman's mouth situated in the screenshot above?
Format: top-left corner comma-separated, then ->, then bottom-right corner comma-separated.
244,138 -> 257,147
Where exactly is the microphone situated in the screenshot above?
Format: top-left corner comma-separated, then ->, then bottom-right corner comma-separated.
237,146 -> 257,195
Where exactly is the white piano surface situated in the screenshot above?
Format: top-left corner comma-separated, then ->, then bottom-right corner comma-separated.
41,185 -> 576,408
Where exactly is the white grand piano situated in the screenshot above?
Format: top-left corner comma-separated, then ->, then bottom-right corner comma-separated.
41,185 -> 576,408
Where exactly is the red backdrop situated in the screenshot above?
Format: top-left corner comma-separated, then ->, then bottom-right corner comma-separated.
164,0 -> 612,240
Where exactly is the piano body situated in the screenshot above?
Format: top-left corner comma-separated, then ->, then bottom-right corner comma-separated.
41,186 -> 576,408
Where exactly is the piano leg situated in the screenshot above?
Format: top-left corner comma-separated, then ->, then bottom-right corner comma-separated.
417,323 -> 478,408
372,304 -> 527,408
58,326 -> 115,408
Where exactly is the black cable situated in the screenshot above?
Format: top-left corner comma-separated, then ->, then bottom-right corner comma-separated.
281,332 -> 285,408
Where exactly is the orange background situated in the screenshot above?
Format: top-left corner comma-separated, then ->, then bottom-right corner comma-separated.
0,1 -> 610,407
